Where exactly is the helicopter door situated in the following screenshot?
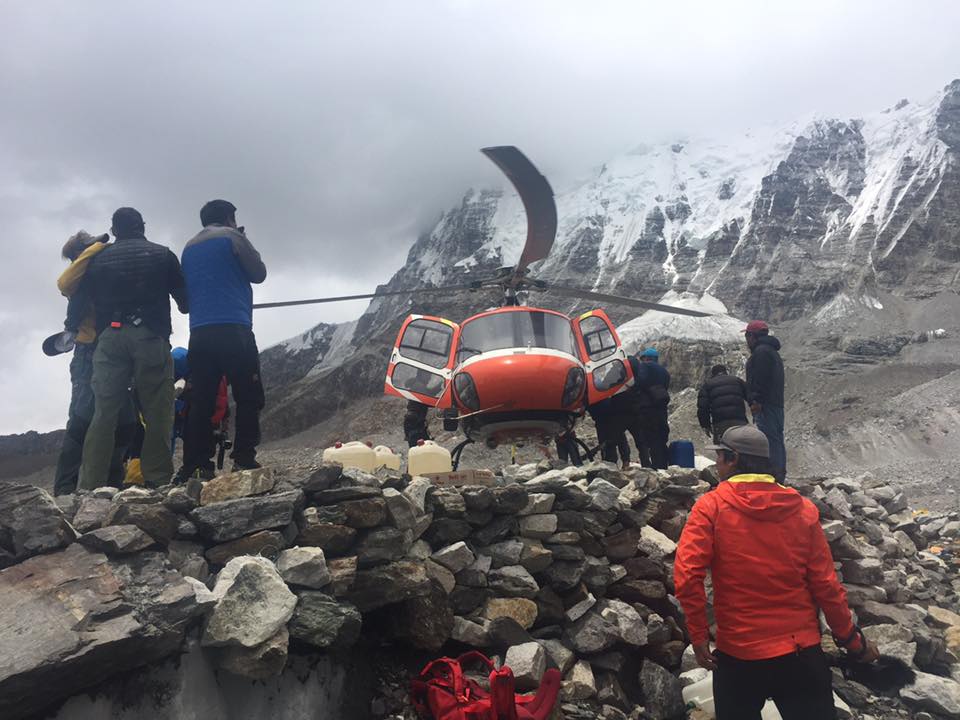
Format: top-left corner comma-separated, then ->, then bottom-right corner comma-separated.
385,315 -> 460,408
573,310 -> 634,404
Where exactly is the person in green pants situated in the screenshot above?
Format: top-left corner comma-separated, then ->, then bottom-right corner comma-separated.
74,208 -> 188,489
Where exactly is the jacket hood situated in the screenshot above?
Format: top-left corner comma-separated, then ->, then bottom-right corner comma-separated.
715,476 -> 803,521
755,335 -> 781,351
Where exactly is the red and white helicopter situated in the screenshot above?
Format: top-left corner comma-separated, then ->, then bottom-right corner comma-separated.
255,147 -> 708,465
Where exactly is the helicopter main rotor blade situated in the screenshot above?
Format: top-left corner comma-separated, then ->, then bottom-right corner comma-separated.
481,146 -> 557,272
543,283 -> 713,318
252,283 -> 479,310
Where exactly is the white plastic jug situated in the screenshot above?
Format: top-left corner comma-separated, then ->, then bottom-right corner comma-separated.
407,440 -> 453,476
322,441 -> 377,472
374,445 -> 402,471
682,675 -> 783,719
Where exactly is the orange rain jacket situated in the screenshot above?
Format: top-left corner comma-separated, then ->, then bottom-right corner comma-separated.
674,474 -> 860,660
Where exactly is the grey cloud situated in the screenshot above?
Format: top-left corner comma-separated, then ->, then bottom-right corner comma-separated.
2,0 -> 960,432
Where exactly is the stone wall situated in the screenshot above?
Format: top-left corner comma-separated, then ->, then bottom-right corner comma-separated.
2,458 -> 960,719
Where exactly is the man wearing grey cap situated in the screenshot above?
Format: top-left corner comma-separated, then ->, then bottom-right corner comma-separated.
674,425 -> 877,719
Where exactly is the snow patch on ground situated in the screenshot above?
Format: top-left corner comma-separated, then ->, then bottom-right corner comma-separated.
812,293 -> 885,324
617,291 -> 746,349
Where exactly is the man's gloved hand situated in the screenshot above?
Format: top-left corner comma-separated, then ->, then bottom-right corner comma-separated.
853,638 -> 881,663
750,401 -> 762,415
693,641 -> 717,671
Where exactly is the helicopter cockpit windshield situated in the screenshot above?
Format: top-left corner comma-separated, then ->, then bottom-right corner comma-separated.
457,310 -> 578,363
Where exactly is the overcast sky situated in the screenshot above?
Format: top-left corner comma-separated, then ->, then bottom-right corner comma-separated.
2,0 -> 959,434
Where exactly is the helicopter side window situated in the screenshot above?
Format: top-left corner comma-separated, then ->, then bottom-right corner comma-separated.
399,319 -> 452,369
593,359 -> 627,390
580,316 -> 617,361
392,362 -> 445,398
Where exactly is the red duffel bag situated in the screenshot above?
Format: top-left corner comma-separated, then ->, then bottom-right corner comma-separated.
411,650 -> 561,720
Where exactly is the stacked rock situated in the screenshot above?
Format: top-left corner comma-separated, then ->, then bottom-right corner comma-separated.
2,458 -> 960,719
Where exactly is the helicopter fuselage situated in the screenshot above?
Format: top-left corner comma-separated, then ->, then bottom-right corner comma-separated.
385,305 -> 634,448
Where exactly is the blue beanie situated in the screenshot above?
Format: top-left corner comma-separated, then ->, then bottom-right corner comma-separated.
640,347 -> 659,359
172,347 -> 189,380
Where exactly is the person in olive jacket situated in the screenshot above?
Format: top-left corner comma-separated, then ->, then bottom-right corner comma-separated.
697,364 -> 748,443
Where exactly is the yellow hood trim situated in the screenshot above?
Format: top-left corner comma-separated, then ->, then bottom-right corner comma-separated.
728,473 -> 777,485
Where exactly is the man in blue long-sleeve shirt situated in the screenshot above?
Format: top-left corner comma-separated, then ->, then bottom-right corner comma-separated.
178,199 -> 266,479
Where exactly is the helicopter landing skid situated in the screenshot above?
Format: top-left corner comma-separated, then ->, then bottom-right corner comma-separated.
451,438 -> 474,471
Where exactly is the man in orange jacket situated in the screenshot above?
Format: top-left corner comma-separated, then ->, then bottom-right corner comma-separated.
674,425 -> 878,719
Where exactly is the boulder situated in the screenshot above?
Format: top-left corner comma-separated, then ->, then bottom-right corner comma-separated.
346,560 -> 431,612
452,616 -> 489,646
387,581 -> 454,651
199,468 -> 276,505
71,496 -> 113,533
487,616 -> 534,647
862,624 -> 916,666
340,497 -> 388,528
276,546 -> 330,589
639,659 -> 686,720
928,605 -> 960,629
77,525 -> 156,555
427,487 -> 466,517
539,638 -> 576,674
486,539 -> 525,567
564,609 -> 618,654
288,592 -> 362,649
519,540 -> 554,574
425,559 -> 456,594
504,642 -> 546,691
484,598 -> 539,630
403,477 -> 432,514
562,660 -> 597,700
461,486 -> 494,512
489,565 -> 540,598
310,485 -> 382,505
104,502 -> 179,545
471,516 -> 518,546
638,526 -> 677,560
205,530 -> 286,566
900,671 -> 960,717
216,625 -> 289,680
425,518 -> 474,546
0,484 -> 78,564
163,486 -> 198,514
0,544 -> 200,718
326,556 -> 358,596
519,514 -> 558,540
519,493 -> 556,516
602,527 -> 641,562
355,526 -> 408,567
840,558 -> 883,585
382,487 -> 418,530
295,508 -> 357,555
431,541 -> 476,573
491,485 -> 529,514
202,556 -> 297,648
190,490 -> 304,543
586,479 -> 622,512
597,599 -> 647,647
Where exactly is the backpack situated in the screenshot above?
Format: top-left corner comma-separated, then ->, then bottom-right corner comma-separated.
411,651 -> 561,720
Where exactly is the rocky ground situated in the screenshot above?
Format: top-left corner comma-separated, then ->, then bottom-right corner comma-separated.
1,453 -> 960,719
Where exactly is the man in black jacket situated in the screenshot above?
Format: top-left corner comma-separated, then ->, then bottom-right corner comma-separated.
744,320 -> 786,481
618,348 -> 671,469
697,365 -> 748,443
75,208 -> 188,489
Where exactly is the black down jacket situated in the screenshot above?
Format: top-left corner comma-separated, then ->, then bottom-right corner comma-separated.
697,373 -> 748,430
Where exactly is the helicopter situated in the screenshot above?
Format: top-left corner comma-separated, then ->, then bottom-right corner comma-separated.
252,146 -> 710,466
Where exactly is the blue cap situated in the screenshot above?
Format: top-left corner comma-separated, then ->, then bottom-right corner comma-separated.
640,347 -> 659,359
172,347 -> 189,380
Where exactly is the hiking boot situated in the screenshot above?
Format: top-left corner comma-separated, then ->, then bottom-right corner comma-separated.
173,465 -> 215,484
232,459 -> 262,472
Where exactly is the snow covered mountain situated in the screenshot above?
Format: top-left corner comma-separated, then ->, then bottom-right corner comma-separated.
260,80 -> 960,440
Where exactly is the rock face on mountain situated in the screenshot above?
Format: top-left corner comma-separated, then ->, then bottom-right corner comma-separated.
258,81 -> 960,443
